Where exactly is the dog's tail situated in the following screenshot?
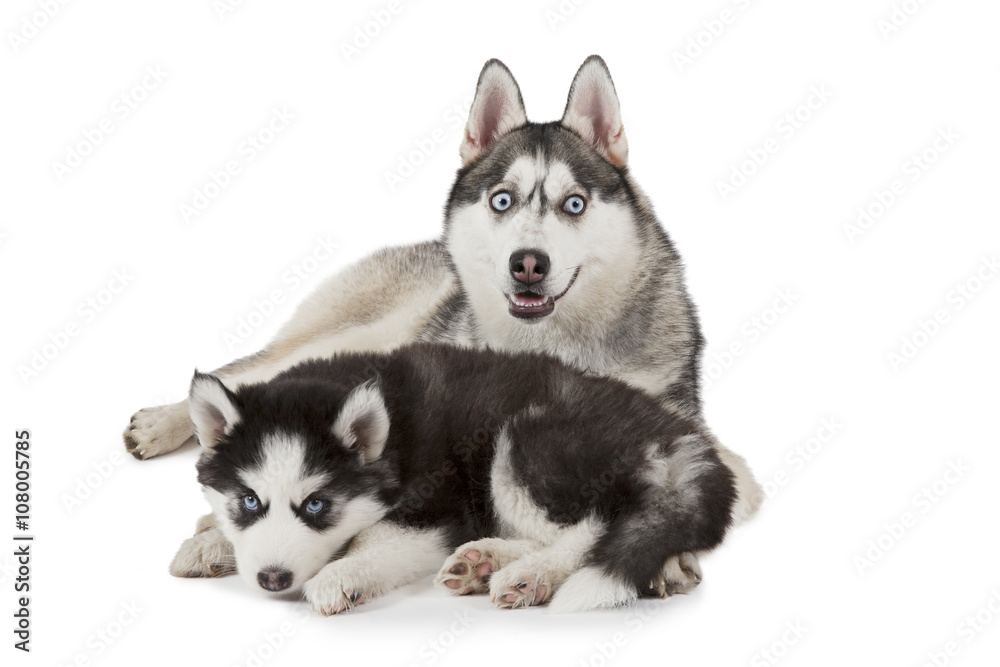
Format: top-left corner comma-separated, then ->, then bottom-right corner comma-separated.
549,432 -> 736,613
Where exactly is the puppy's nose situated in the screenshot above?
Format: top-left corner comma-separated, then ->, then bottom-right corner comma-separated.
257,569 -> 293,592
510,249 -> 550,285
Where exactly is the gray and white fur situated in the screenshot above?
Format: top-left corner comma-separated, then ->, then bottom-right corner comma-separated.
126,56 -> 762,587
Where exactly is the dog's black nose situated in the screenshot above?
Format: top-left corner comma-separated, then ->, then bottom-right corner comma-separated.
257,569 -> 293,592
510,250 -> 549,286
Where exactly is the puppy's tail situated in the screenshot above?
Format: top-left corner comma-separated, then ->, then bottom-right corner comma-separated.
548,566 -> 638,613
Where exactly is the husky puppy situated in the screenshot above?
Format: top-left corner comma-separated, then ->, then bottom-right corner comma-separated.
184,344 -> 735,613
132,56 -> 761,582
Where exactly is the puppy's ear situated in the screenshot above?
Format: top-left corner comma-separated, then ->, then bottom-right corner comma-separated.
332,382 -> 390,464
561,55 -> 628,166
460,59 -> 528,167
188,372 -> 241,451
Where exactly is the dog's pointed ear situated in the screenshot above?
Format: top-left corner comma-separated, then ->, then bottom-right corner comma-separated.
332,382 -> 390,464
561,55 -> 628,167
188,371 -> 241,451
460,59 -> 527,167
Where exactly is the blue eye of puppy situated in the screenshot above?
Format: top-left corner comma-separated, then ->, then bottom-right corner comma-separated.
563,195 -> 585,215
491,191 -> 512,211
243,494 -> 259,511
305,499 -> 324,514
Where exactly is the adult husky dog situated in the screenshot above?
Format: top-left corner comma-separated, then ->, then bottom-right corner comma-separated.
186,344 -> 736,613
128,56 -> 761,579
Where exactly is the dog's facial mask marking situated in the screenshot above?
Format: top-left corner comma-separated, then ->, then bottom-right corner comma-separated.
189,373 -> 390,595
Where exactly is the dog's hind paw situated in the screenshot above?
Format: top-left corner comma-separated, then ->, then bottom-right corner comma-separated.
123,401 -> 194,460
646,551 -> 702,597
488,562 -> 553,609
304,561 -> 380,616
169,527 -> 236,578
435,538 -> 535,596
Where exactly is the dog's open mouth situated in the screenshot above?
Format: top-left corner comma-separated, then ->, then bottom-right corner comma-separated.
506,268 -> 579,320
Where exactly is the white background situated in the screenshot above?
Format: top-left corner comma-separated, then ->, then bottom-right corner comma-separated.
2,1 -> 999,666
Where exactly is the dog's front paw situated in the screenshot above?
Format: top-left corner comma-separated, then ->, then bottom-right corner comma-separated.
646,551 -> 702,597
123,401 -> 193,460
488,561 -> 553,609
303,561 -> 379,616
169,528 -> 236,578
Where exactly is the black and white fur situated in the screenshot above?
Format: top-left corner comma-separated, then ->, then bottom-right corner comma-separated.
133,56 -> 762,583
183,344 -> 735,613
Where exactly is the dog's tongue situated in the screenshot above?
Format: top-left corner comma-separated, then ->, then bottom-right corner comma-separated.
513,292 -> 546,306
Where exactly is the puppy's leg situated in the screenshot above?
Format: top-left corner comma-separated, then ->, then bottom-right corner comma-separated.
303,521 -> 450,616
435,537 -> 538,595
487,519 -> 602,609
647,550 -> 703,597
169,514 -> 236,578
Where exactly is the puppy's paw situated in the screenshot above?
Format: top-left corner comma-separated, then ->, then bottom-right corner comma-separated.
435,538 -> 534,596
488,562 -> 553,609
646,551 -> 702,597
436,546 -> 496,595
169,528 -> 236,578
303,561 -> 379,616
123,401 -> 193,460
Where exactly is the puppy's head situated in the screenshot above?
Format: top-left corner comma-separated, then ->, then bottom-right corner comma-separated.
188,371 -> 391,596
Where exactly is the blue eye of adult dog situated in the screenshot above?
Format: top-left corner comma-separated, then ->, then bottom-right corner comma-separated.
243,494 -> 259,511
563,195 -> 585,215
491,191 -> 512,211
305,499 -> 324,514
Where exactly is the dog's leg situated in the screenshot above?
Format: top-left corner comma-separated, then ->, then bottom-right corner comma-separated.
168,513 -> 236,578
435,537 -> 539,595
124,399 -> 196,460
646,550 -> 703,597
704,429 -> 763,525
303,521 -> 451,616
123,242 -> 456,460
486,519 -> 602,609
